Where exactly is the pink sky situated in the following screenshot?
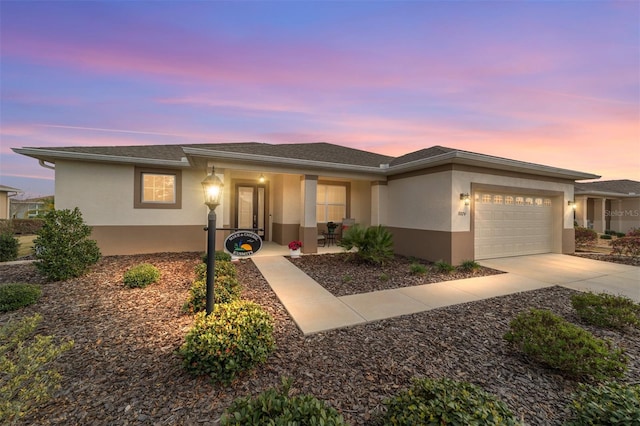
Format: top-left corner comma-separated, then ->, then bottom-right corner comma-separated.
1,1 -> 638,197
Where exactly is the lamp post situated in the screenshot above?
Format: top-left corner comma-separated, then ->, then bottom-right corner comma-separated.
201,166 -> 223,315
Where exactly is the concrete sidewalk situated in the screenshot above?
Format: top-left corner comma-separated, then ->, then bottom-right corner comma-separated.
252,254 -> 639,335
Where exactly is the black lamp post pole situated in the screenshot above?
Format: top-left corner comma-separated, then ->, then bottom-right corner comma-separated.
206,209 -> 217,315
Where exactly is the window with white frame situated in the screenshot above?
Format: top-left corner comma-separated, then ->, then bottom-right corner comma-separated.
316,183 -> 347,222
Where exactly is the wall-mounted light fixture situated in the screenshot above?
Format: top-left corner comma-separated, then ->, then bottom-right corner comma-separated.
460,193 -> 470,206
258,174 -> 265,183
568,200 -> 576,209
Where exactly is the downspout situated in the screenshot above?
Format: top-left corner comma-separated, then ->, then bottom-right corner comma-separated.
39,160 -> 55,170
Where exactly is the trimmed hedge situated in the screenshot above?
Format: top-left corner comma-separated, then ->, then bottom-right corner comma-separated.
566,382 -> 640,425
123,263 -> 161,288
571,292 -> 640,330
382,377 -> 521,425
0,283 -> 42,312
504,309 -> 627,380
0,219 -> 44,235
222,377 -> 347,425
184,261 -> 240,313
179,301 -> 275,384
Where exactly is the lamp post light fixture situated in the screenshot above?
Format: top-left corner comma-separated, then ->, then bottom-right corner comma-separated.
201,166 -> 224,315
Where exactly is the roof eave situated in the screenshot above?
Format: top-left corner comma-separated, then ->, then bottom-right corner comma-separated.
386,151 -> 599,181
182,147 -> 386,174
575,190 -> 639,198
12,147 -> 191,168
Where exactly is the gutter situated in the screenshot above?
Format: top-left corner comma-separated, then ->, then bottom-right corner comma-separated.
12,147 -> 190,168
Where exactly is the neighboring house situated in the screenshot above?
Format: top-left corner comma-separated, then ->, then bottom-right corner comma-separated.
13,143 -> 598,263
0,185 -> 21,220
10,196 -> 53,219
574,179 -> 640,234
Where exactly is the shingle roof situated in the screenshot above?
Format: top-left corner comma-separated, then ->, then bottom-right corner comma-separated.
32,142 -> 394,168
389,146 -> 455,166
575,179 -> 640,195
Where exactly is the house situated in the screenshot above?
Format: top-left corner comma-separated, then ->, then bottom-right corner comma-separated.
574,179 -> 640,234
0,185 -> 20,220
13,142 -> 598,264
10,196 -> 53,219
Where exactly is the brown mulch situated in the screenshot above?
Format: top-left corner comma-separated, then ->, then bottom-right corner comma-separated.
0,253 -> 638,425
288,253 -> 503,296
572,251 -> 640,267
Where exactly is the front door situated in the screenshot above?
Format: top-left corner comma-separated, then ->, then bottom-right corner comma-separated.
236,185 -> 266,238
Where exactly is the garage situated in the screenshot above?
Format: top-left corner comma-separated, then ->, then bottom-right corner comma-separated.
474,192 -> 554,260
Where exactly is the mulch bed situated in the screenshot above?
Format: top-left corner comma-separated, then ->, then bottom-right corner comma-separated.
572,251 -> 640,266
1,253 -> 638,425
288,253 -> 503,296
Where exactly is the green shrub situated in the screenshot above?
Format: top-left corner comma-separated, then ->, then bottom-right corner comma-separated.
123,263 -> 161,288
575,227 -> 597,250
379,273 -> 390,282
34,208 -> 101,281
5,218 -> 45,235
201,250 -> 232,263
627,228 -> 640,237
459,259 -> 481,272
409,262 -> 427,275
600,234 -> 612,240
504,309 -> 627,380
566,381 -> 640,425
571,292 -> 640,330
382,377 -> 521,425
611,236 -> 640,258
185,261 -> 240,313
0,232 -> 19,262
221,377 -> 347,425
0,283 -> 42,312
0,314 -> 73,423
339,224 -> 394,265
433,260 -> 455,274
616,232 -> 626,238
179,300 -> 275,384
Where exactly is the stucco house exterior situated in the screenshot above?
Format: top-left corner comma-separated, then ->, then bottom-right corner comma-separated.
13,142 -> 598,264
574,179 -> 640,234
0,185 -> 20,220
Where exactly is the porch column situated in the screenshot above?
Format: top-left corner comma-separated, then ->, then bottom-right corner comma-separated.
574,195 -> 588,228
300,175 -> 318,254
371,181 -> 388,226
592,197 -> 606,233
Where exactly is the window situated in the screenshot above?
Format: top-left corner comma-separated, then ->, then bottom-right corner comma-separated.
525,197 -> 534,206
515,196 -> 524,206
535,198 -> 543,207
482,194 -> 492,204
505,196 -> 514,205
544,199 -> 552,207
316,183 -> 347,222
493,195 -> 503,204
134,167 -> 182,209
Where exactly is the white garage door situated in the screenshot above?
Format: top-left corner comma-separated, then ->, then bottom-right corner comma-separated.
474,192 -> 553,260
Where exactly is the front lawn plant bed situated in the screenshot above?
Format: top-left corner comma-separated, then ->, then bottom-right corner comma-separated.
0,253 -> 638,425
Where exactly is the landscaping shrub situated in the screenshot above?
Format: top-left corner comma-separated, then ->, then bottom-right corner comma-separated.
0,283 -> 42,312
185,261 -> 240,312
599,234 -> 612,240
566,381 -> 640,425
0,231 -> 19,262
0,218 -> 45,235
504,309 -> 627,380
201,250 -> 232,263
610,236 -> 640,258
34,208 -> 101,281
221,377 -> 347,425
0,314 -> 73,424
382,377 -> 521,425
409,262 -> 427,275
627,227 -> 640,237
123,263 -> 161,288
339,224 -> 394,265
575,227 -> 597,250
433,260 -> 455,274
179,300 -> 275,384
571,292 -> 640,330
459,259 -> 481,272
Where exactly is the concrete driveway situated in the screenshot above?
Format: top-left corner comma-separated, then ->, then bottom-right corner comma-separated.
480,254 -> 639,302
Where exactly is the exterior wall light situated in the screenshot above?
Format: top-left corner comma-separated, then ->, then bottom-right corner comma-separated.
460,193 -> 470,205
568,200 -> 576,209
258,173 -> 265,183
201,166 -> 224,315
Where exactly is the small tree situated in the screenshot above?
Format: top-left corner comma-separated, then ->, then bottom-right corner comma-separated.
34,207 -> 101,281
339,224 -> 394,265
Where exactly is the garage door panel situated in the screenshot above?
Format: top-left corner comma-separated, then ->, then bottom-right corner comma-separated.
475,191 -> 553,260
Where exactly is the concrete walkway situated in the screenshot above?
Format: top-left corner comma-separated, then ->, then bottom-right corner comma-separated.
252,253 -> 639,335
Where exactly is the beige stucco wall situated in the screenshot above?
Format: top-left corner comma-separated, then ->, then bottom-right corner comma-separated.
55,160 -> 209,226
349,179 -> 372,227
607,198 -> 640,233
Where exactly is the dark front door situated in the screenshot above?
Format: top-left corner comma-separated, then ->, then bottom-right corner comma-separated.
236,185 -> 265,238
